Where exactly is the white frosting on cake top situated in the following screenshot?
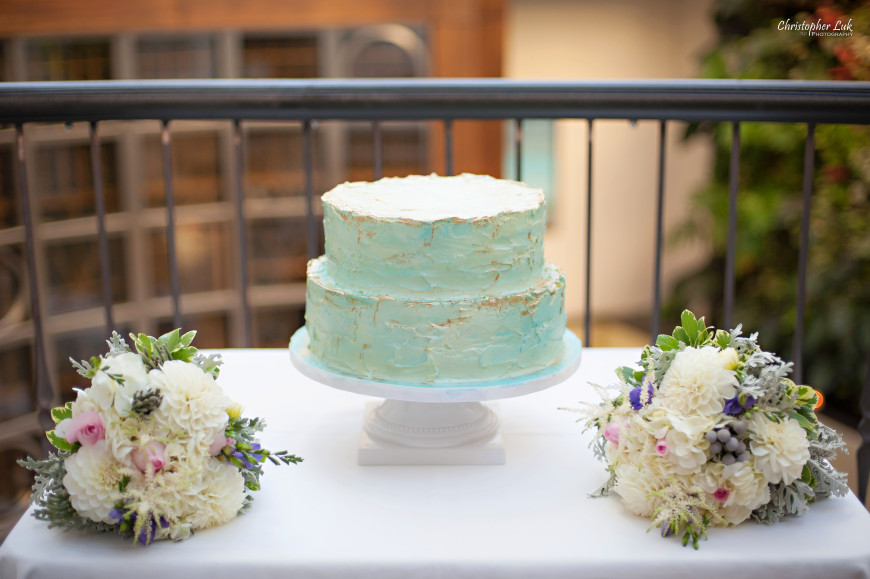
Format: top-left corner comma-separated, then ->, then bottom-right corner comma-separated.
323,173 -> 544,221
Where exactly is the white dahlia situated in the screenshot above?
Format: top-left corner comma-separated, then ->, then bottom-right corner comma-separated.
748,413 -> 810,485
184,459 -> 245,530
150,361 -> 231,451
656,346 -> 738,417
613,457 -> 669,518
63,441 -> 134,524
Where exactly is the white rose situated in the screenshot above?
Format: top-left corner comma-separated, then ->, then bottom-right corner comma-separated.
63,441 -> 136,524
104,352 -> 150,415
68,388 -> 100,420
656,346 -> 738,417
662,428 -> 708,476
658,414 -> 714,476
88,372 -> 117,412
693,462 -> 770,525
642,406 -> 672,440
669,414 -> 717,438
749,413 -> 810,485
87,352 -> 150,416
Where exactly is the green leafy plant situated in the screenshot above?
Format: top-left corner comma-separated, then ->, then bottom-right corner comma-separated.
666,1 -> 870,421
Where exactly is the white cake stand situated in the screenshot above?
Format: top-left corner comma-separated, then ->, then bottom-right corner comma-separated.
289,327 -> 582,465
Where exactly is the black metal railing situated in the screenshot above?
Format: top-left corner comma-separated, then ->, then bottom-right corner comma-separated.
1,78 -> 869,502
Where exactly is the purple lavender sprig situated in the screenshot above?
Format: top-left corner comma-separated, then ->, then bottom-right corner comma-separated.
220,416 -> 302,491
110,503 -> 169,546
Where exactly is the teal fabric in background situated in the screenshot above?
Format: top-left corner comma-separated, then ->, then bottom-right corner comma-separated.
503,120 -> 556,217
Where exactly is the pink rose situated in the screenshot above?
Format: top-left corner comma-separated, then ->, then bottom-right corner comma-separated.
655,439 -> 669,457
209,431 -> 233,456
64,411 -> 105,446
603,421 -> 623,445
131,441 -> 166,474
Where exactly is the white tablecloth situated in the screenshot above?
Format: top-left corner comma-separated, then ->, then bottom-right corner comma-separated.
2,348 -> 869,579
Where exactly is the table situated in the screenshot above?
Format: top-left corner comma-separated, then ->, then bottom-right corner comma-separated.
2,348 -> 869,579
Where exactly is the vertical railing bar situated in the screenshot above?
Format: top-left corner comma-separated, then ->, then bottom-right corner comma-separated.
161,120 -> 183,330
858,346 -> 870,505
372,121 -> 383,181
232,119 -> 253,348
515,118 -> 523,182
89,121 -> 114,334
651,120 -> 667,343
585,119 -> 594,347
16,124 -> 53,435
444,118 -> 454,177
793,123 -> 815,385
724,121 -> 740,330
303,119 -> 318,260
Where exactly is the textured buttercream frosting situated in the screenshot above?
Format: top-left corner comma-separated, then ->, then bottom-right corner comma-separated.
323,173 -> 543,220
306,257 -> 565,384
305,173 -> 567,385
323,174 -> 546,298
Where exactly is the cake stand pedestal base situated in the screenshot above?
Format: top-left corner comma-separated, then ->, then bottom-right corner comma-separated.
358,400 -> 505,465
290,327 -> 582,467
358,400 -> 505,466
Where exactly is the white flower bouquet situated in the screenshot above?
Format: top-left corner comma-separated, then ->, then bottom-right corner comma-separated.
19,330 -> 301,545
578,311 -> 848,548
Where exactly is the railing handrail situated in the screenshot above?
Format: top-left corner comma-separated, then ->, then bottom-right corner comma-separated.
2,77 -> 869,502
2,78 -> 870,124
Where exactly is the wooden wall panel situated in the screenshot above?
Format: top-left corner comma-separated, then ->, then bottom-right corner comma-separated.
428,0 -> 504,177
0,0 -> 430,36
0,0 -> 504,177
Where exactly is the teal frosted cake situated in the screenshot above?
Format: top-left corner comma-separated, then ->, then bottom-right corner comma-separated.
304,173 -> 566,385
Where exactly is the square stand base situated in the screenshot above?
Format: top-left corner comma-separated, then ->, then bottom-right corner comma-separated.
357,401 -> 506,466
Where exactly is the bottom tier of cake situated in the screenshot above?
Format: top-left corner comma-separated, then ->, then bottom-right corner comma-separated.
304,256 -> 566,385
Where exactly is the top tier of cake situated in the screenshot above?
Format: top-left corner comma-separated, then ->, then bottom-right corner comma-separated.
321,173 -> 546,298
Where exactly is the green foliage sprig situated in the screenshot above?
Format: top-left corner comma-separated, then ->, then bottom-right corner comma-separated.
221,416 -> 303,494
71,329 -> 224,381
18,452 -> 116,535
46,402 -> 78,453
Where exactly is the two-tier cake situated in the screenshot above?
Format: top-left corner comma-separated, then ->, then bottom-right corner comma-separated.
304,173 -> 566,385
